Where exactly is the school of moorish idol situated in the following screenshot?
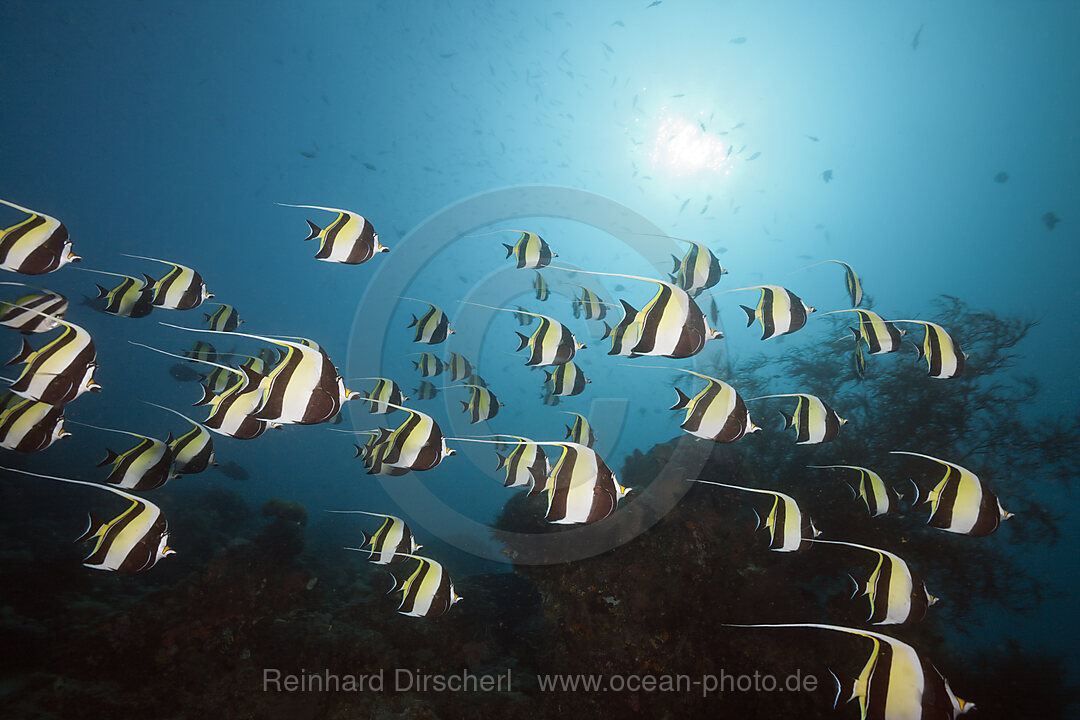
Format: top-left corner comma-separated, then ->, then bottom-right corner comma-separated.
0,190 -> 1009,719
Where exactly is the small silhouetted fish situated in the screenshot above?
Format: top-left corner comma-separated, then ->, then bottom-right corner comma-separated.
646,0 -> 661,7
440,52 -> 456,59
806,135 -> 819,142
218,461 -> 249,482
169,363 -> 200,382
680,199 -> 690,213
730,36 -> 746,44
700,205 -> 708,215
822,169 -> 833,183
612,20 -> 625,27
671,93 -> 684,98
699,120 -> 707,132
732,122 -> 745,129
299,151 -> 316,158
746,151 -> 761,161
715,247 -> 728,254
1043,212 -> 1061,231
614,284 -> 625,291
363,162 -> 377,171
912,23 -> 924,50
601,41 -> 614,52
993,171 -> 1009,183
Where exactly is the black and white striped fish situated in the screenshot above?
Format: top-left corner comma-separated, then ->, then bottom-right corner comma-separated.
755,393 -> 846,444
795,259 -> 862,307
892,451 -> 1012,536
544,442 -> 630,524
0,391 -> 69,451
731,285 -> 814,340
0,283 -> 67,334
79,421 -> 176,492
412,380 -> 438,400
809,539 -> 936,625
0,198 -> 81,275
493,434 -> 549,493
892,320 -> 966,379
726,624 -> 973,719
533,271 -> 549,301
410,352 -> 444,377
668,236 -> 727,297
204,303 -> 242,332
808,464 -> 895,517
568,284 -> 610,320
1,466 -> 176,573
124,254 -> 213,310
390,553 -> 462,618
336,510 -> 421,565
446,351 -> 472,381
562,411 -> 597,448
403,298 -> 453,344
360,401 -> 455,473
7,314 -> 100,405
820,309 -> 904,354
545,361 -> 589,396
84,269 -> 155,318
145,402 -> 216,475
691,479 -> 817,552
279,203 -> 388,264
665,368 -> 758,442
355,377 -> 407,414
501,230 -> 556,269
455,384 -> 502,424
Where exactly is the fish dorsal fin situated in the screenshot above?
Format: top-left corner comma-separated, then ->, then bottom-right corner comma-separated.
6,337 -> 35,366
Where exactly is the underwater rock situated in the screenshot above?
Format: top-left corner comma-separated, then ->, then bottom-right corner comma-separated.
258,499 -> 308,561
261,498 -> 308,526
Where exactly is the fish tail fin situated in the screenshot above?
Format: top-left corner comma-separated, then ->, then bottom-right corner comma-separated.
543,370 -> 552,382
778,410 -> 794,430
670,387 -> 691,411
386,573 -> 403,594
407,314 -> 418,328
192,384 -> 217,407
601,321 -> 613,340
494,453 -> 506,470
352,444 -> 366,459
141,273 -> 157,287
97,449 -> 119,467
411,360 -> 419,370
739,305 -> 756,327
502,243 -> 514,258
460,400 -> 469,412
94,284 -> 109,300
909,340 -> 923,361
73,512 -> 105,544
7,338 -> 35,366
564,425 -> 572,439
828,667 -> 862,709
847,573 -> 862,599
515,332 -> 530,351
751,507 -> 763,532
302,220 -> 322,241
671,254 -> 681,274
848,327 -> 860,342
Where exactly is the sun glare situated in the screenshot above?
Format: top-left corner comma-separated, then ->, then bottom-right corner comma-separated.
650,113 -> 733,176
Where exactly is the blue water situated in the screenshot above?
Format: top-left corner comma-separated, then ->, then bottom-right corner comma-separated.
1,1 -> 1078,717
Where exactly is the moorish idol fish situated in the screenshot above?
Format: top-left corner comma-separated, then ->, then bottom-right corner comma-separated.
512,305 -> 535,326
543,442 -> 629,524
657,367 -> 758,443
353,377 -> 407,414
132,342 -> 275,440
77,268 -> 154,318
819,309 -> 904,355
892,451 -> 1012,536
410,352 -> 444,377
545,361 -> 589,396
753,393 -> 846,444
726,285 -> 814,340
550,267 -> 721,359
0,198 -> 81,275
795,259 -> 862,307
451,383 -> 502,424
891,320 -> 966,379
446,351 -> 472,382
278,202 -> 388,264
163,324 -> 357,426
0,391 -> 69,451
144,401 -> 216,475
6,313 -> 100,405
201,364 -> 236,394
654,235 -> 727,297
561,411 -> 597,448
413,380 -> 438,400
402,297 -> 454,344
0,466 -> 176,573
462,302 -> 583,367
0,282 -> 67,333
479,229 -> 556,269
465,372 -> 487,388
492,434 -> 549,493
184,340 -> 217,364
72,420 -> 176,492
533,270 -> 549,301
853,340 -> 868,380
725,624 -> 973,719
122,254 -> 213,311
690,479 -> 817,551
359,400 -> 455,472
335,510 -> 421,565
389,553 -> 462,618
808,464 -> 895,517
204,302 -> 242,332
568,284 -> 611,321
809,539 -> 936,625
540,384 -> 561,406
